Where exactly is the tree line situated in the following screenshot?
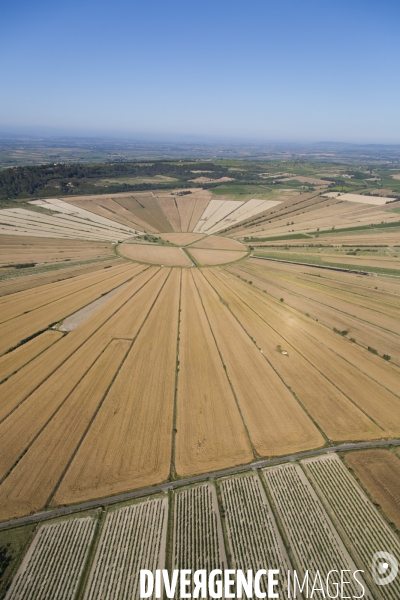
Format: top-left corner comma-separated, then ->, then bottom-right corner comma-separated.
0,161 -> 231,200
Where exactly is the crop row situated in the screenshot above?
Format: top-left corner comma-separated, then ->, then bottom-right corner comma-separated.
263,463 -> 372,599
6,517 -> 96,600
84,498 -> 168,600
172,484 -> 226,598
304,453 -> 400,600
219,473 -> 291,597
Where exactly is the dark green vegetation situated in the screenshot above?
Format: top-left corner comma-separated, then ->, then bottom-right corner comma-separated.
333,328 -> 349,336
311,221 -> 400,236
0,162 -> 230,200
245,233 -> 311,242
0,157 -> 329,201
1,145 -> 400,206
0,525 -> 35,599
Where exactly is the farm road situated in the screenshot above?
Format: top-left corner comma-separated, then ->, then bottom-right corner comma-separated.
1,437 -> 399,530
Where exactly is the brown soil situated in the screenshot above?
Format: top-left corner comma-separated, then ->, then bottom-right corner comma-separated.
344,450 -> 400,529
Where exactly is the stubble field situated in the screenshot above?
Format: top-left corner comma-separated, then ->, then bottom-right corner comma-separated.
0,255 -> 399,522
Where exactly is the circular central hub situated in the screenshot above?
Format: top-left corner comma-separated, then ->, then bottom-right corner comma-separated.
119,233 -> 248,266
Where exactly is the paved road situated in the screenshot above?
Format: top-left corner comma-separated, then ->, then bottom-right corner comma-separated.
1,438 -> 399,531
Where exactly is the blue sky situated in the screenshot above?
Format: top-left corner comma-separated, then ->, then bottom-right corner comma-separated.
1,0 -> 399,143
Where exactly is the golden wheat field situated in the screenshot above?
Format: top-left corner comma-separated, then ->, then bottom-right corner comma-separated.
0,189 -> 399,522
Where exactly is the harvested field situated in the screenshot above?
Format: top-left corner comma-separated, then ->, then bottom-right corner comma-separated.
344,450 -> 400,529
253,249 -> 400,273
0,266 -> 150,412
206,199 -> 282,234
190,235 -> 246,251
0,183 -> 399,526
174,196 -> 196,231
54,269 -> 180,504
340,193 -> 391,205
188,248 -> 247,265
157,232 -> 205,246
303,231 -> 400,245
315,252 -> 400,271
69,195 -> 154,232
263,463 -> 371,599
0,330 -> 63,382
271,258 -> 400,295
227,193 -> 329,237
193,270 -> 324,456
175,270 -> 253,477
0,267 -> 160,477
200,201 -> 243,232
84,498 -> 168,600
0,234 -> 114,267
116,194 -> 173,232
204,269 -> 381,442
226,191 -> 317,236
220,266 -> 400,435
245,258 -> 400,321
304,454 -> 400,600
230,193 -> 399,239
0,339 -> 130,521
0,258 -> 121,297
219,474 -> 292,597
188,195 -> 211,231
59,284 -> 127,331
174,197 -> 194,231
0,262 -> 139,355
245,256 -> 400,301
196,201 -> 243,233
252,232 -> 400,246
233,259 -> 400,362
193,200 -> 225,232
0,205 -> 136,242
0,262 -> 134,324
1,154 -> 400,586
227,261 -> 400,386
30,198 -> 136,234
173,484 -> 226,597
158,197 -> 181,231
5,517 -> 96,600
119,243 -> 192,266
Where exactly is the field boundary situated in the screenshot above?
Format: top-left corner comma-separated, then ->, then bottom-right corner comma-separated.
1,439 -> 399,531
251,255 -> 374,275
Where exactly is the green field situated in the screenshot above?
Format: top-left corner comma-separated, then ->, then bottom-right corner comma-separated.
0,525 -> 36,597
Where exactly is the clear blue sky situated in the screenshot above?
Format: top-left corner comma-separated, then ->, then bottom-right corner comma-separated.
1,0 -> 399,143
